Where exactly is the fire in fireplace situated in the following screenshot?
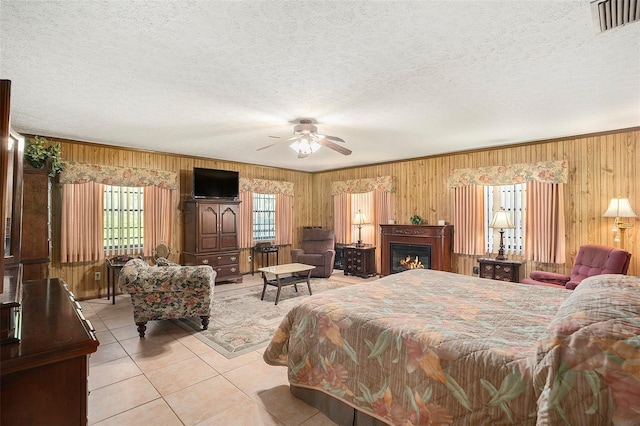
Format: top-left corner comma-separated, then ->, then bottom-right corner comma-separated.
390,243 -> 431,274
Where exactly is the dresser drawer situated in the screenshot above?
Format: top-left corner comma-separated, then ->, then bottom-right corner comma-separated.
183,251 -> 242,283
479,263 -> 495,279
185,252 -> 239,267
493,264 -> 513,281
212,263 -> 240,278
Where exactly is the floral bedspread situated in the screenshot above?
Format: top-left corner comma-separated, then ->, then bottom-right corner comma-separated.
535,274 -> 640,425
264,269 -> 640,425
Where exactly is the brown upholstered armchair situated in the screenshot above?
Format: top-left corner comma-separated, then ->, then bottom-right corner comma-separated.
521,244 -> 631,290
291,228 -> 336,278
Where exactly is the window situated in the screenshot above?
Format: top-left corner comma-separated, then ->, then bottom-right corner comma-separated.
252,193 -> 276,241
484,184 -> 526,255
350,192 -> 374,245
104,185 -> 144,251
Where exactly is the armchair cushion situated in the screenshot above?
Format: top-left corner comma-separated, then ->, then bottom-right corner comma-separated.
522,271 -> 571,287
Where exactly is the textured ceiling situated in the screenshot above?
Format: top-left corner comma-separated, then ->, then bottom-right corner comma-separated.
1,1 -> 639,172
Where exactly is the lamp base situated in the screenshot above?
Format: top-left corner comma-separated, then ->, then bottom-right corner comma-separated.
495,252 -> 507,261
495,230 -> 507,260
615,219 -> 633,249
356,240 -> 364,247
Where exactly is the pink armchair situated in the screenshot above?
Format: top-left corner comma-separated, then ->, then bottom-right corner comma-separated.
291,228 -> 336,278
521,244 -> 631,290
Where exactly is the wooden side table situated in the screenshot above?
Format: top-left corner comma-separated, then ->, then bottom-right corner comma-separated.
106,257 -> 128,304
251,245 -> 279,275
344,246 -> 376,278
477,258 -> 525,283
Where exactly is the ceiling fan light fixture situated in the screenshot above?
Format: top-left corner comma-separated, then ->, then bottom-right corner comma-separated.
290,138 -> 321,155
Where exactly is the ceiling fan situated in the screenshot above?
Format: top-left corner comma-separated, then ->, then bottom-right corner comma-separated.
258,119 -> 352,158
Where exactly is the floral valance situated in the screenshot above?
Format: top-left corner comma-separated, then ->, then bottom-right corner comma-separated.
59,161 -> 178,190
331,176 -> 396,195
240,178 -> 294,196
448,160 -> 568,187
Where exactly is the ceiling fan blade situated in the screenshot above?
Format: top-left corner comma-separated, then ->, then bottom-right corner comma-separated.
317,134 -> 345,143
318,139 -> 352,156
257,141 -> 282,151
258,135 -> 298,151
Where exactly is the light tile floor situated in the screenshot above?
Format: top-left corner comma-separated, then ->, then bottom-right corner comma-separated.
84,273 -> 340,426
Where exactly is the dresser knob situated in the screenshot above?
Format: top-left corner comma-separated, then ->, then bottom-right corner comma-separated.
202,259 -> 209,264
231,256 -> 237,261
231,267 -> 237,272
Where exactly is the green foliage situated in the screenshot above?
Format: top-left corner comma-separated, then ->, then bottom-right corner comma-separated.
24,136 -> 64,177
410,214 -> 424,225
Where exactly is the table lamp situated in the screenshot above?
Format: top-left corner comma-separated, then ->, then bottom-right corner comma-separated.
353,210 -> 368,247
603,197 -> 637,248
489,209 -> 515,260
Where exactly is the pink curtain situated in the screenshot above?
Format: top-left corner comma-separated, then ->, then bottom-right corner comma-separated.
274,193 -> 293,245
452,184 -> 485,255
525,181 -> 566,263
61,181 -> 104,262
374,190 -> 395,272
333,193 -> 352,244
237,190 -> 253,249
142,186 -> 173,257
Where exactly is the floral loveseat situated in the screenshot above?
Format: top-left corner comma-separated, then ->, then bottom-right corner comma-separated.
118,258 -> 216,337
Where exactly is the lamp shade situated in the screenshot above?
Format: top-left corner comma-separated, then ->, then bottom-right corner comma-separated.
489,210 -> 515,229
603,198 -> 637,218
353,211 -> 368,225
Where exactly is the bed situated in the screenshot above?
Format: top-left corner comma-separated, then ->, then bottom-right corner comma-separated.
263,269 -> 640,425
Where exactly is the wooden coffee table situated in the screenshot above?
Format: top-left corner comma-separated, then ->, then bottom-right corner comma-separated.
258,263 -> 316,305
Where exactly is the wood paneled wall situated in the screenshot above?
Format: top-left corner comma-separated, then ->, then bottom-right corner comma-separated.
49,140 -> 314,299
312,128 -> 639,279
46,127 -> 638,298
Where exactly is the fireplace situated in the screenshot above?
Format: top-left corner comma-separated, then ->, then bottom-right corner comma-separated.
380,225 -> 453,276
390,243 -> 431,274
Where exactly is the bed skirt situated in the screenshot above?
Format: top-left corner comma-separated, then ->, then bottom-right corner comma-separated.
290,385 -> 388,426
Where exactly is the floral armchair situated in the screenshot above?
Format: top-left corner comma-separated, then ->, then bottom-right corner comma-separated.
118,258 -> 216,337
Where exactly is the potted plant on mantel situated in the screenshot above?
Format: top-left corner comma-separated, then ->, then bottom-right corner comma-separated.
24,136 -> 64,177
410,214 -> 424,225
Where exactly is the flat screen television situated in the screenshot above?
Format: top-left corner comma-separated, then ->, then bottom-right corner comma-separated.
192,167 -> 239,199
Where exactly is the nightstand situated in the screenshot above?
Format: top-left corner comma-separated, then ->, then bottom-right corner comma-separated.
477,258 -> 525,283
344,246 -> 376,278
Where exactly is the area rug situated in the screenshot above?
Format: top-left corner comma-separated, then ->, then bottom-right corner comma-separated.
175,277 -> 357,358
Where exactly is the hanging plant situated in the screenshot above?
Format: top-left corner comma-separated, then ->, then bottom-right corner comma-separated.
24,136 -> 64,177
410,214 -> 424,225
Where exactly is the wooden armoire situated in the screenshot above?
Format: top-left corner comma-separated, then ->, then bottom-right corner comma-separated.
183,199 -> 243,283
20,167 -> 51,281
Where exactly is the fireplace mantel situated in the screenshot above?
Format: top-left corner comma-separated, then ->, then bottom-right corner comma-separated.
380,225 -> 453,275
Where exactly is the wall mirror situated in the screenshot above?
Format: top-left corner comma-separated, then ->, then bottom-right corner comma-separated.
4,129 -> 23,266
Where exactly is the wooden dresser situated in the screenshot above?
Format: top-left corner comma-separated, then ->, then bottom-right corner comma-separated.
183,199 -> 242,283
477,258 -> 526,283
1,277 -> 99,425
344,246 -> 376,278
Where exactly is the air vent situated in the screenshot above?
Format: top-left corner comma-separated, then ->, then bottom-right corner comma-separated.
591,0 -> 640,33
